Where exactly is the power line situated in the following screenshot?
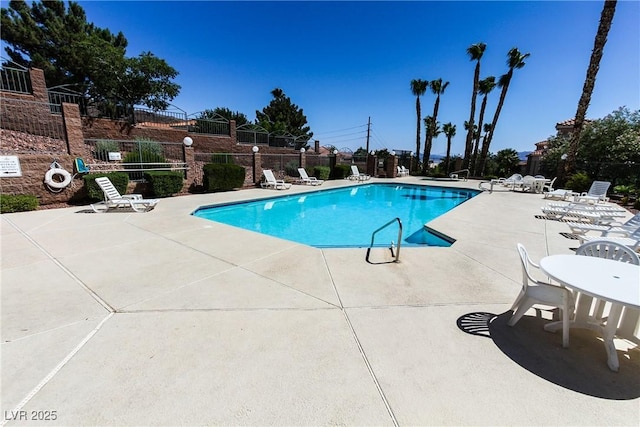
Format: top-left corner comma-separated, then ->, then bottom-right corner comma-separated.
319,130 -> 368,140
314,123 -> 368,136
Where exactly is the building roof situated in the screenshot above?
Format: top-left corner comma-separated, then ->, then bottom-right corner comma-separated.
556,118 -> 594,127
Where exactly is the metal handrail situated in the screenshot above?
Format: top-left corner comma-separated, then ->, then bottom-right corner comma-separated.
449,169 -> 469,181
366,217 -> 403,263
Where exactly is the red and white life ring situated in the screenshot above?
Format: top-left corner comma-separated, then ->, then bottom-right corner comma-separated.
44,167 -> 72,189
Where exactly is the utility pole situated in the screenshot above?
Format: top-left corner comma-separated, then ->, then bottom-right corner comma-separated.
366,116 -> 371,153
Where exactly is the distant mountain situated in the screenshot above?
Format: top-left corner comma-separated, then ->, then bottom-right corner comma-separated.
518,151 -> 532,161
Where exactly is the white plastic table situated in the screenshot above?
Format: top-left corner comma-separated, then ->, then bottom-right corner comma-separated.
539,254 -> 640,371
532,178 -> 550,193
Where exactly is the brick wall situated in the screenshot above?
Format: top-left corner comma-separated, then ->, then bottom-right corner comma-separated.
0,67 -> 318,207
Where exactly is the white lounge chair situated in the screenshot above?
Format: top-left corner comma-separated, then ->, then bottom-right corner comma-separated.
295,168 -> 323,185
573,180 -> 611,204
508,244 -> 574,348
396,166 -> 409,177
578,227 -> 640,251
541,205 -> 623,223
91,177 -> 158,213
543,189 -> 577,200
348,165 -> 370,181
546,202 -> 626,212
567,213 -> 640,236
261,169 -> 291,190
497,173 -> 523,190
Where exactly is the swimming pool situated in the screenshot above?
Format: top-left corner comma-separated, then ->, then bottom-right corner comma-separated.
193,183 -> 479,248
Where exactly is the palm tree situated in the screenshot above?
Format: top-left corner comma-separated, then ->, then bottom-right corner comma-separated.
463,42 -> 486,170
422,78 -> 449,173
565,0 -> 617,176
410,79 -> 429,172
442,122 -> 456,175
423,115 -> 441,172
479,47 -> 530,175
471,76 -> 496,176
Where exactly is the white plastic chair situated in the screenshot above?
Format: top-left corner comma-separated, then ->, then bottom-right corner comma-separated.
574,180 -> 611,204
542,177 -> 557,193
508,244 -> 574,348
575,239 -> 640,341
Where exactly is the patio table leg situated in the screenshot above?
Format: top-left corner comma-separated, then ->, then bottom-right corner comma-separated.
603,303 -> 624,372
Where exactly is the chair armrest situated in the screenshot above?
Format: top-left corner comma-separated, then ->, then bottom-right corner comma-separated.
122,194 -> 143,200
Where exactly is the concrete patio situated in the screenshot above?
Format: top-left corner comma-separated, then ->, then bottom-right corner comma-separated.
1,177 -> 638,426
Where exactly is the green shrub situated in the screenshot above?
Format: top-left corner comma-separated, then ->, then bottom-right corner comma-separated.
312,166 -> 330,180
634,199 -> 640,210
144,171 -> 184,197
83,172 -> 129,201
330,164 -> 351,180
284,160 -> 300,177
565,172 -> 591,194
202,163 -> 246,192
0,194 -> 39,213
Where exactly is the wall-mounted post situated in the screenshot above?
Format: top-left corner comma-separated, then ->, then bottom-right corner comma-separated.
299,147 -> 306,170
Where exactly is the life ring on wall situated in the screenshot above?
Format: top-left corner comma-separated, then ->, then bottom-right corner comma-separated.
44,167 -> 72,189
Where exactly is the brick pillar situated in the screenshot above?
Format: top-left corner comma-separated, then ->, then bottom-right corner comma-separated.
367,154 -> 377,177
62,103 -> 84,156
329,153 -> 337,172
184,145 -> 195,180
299,150 -> 306,169
229,120 -> 237,142
387,155 -> 398,178
29,68 -> 48,103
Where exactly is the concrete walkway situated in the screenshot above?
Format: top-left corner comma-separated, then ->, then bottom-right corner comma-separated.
2,177 -> 638,426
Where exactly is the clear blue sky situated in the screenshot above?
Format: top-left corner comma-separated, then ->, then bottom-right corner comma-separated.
77,0 -> 639,156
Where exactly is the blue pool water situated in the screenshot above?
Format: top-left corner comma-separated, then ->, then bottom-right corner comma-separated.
193,183 -> 479,248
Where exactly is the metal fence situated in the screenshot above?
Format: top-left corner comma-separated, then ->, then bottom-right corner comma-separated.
236,123 -> 269,145
134,107 -> 188,128
261,153 -> 301,178
0,60 -> 31,94
48,88 -> 88,115
83,139 -> 187,180
187,113 -> 230,136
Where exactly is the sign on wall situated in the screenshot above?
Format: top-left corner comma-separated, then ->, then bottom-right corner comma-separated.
0,156 -> 22,177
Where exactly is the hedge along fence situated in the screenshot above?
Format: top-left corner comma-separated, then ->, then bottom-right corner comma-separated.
194,153 -> 254,188
144,171 -> 184,197
0,194 -> 39,213
202,164 -> 246,192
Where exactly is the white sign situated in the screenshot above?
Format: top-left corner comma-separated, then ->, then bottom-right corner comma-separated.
108,152 -> 122,161
0,156 -> 22,177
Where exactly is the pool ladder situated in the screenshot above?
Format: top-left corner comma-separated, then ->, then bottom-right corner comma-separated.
366,217 -> 402,263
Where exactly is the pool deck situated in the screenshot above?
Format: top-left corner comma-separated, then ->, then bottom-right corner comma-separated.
2,177 -> 638,426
